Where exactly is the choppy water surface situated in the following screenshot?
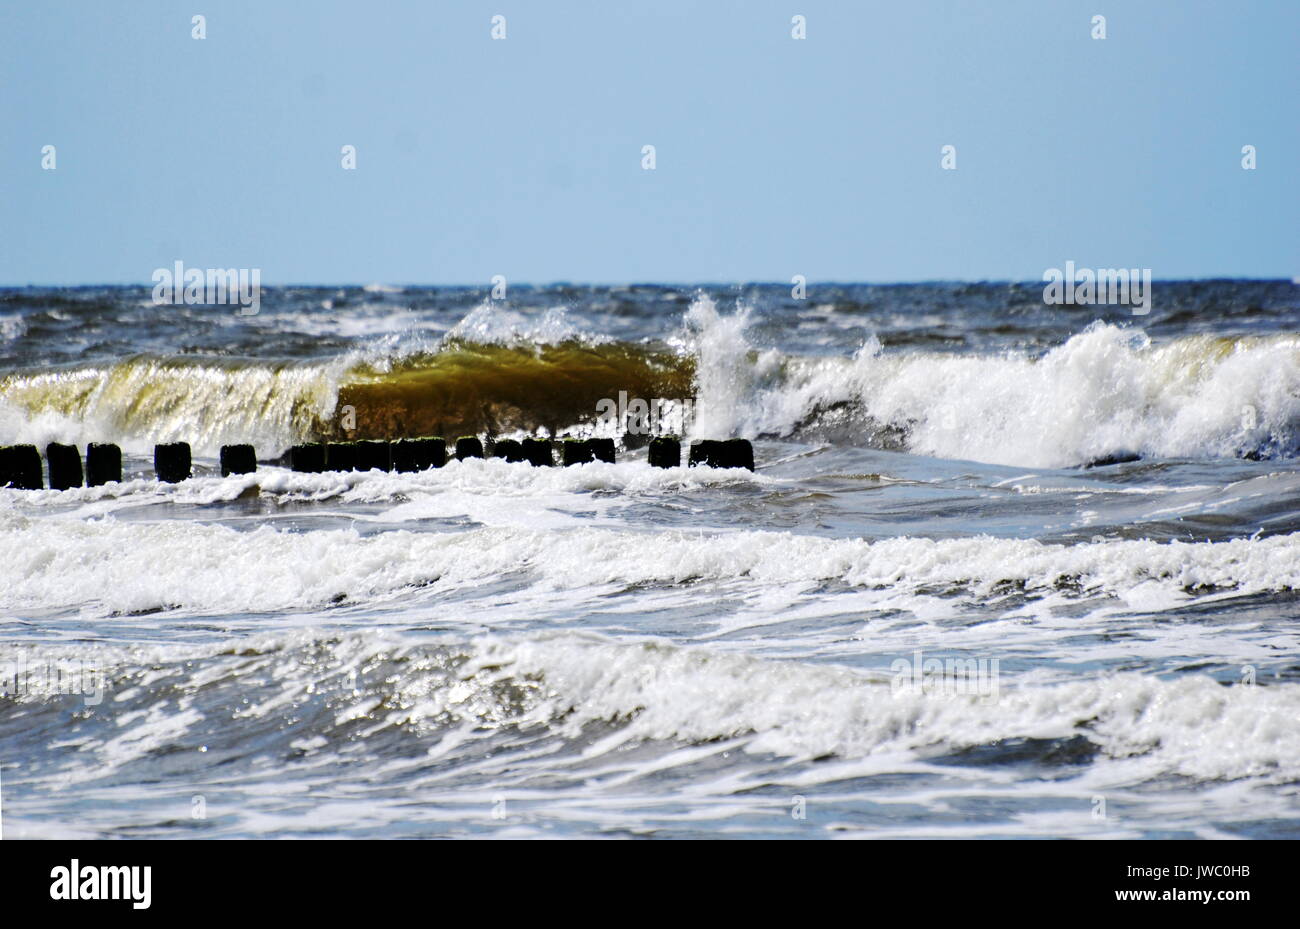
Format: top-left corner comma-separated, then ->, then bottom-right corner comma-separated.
1,282 -> 1298,838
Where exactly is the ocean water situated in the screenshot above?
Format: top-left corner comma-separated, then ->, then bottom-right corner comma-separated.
1,281 -> 1298,839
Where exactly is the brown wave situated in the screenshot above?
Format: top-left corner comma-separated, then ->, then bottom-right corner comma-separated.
0,341 -> 695,453
326,340 -> 695,440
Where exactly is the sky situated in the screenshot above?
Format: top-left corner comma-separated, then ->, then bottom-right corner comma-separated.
1,0 -> 1296,285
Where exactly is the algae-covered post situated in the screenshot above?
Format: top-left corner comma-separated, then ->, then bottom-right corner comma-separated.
456,436 -> 484,460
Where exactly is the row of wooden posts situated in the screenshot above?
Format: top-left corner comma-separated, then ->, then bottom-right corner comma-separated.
0,437 -> 755,489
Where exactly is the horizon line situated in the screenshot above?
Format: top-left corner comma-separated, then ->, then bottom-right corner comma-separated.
2,276 -> 1297,290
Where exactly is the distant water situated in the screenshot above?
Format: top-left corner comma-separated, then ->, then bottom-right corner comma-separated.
1,281 -> 1298,839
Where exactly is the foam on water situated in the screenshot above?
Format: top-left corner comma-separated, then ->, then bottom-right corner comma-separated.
0,456 -> 759,510
683,301 -> 1300,467
475,634 -> 1300,783
445,301 -> 602,347
3,506 -> 1297,616
6,630 -> 1297,787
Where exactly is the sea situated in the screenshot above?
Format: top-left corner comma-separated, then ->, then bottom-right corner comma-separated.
1,280 -> 1297,839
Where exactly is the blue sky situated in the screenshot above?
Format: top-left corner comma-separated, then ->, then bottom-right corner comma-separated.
1,0 -> 1295,285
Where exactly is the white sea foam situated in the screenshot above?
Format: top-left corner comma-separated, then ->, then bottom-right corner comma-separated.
0,457 -> 761,515
0,313 -> 27,342
683,298 -> 1300,467
474,634 -> 1300,783
2,513 -> 1297,616
21,629 -> 1300,786
445,301 -> 602,347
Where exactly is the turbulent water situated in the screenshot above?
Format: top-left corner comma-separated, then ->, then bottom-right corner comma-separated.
1,281 -> 1298,839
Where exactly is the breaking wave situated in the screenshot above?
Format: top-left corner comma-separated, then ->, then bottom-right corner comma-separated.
684,297 -> 1300,467
6,631 -> 1297,786
1,296 -> 1297,467
3,515 -> 1298,616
